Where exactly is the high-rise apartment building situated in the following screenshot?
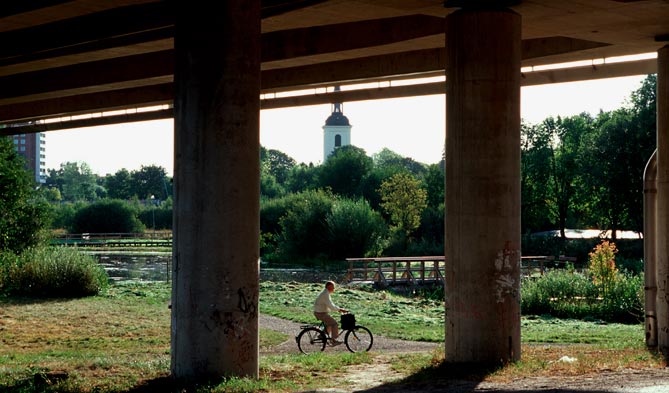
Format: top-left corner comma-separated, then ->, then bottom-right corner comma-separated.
11,133 -> 46,184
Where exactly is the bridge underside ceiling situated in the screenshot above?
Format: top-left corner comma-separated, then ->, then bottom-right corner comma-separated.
1,0 -> 669,127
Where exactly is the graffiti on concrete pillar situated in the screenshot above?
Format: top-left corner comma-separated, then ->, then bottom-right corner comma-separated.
494,241 -> 519,303
205,287 -> 258,340
237,287 -> 258,316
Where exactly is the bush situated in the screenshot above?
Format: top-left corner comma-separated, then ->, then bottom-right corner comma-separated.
0,247 -> 108,297
521,270 -> 597,318
326,198 -> 387,259
138,205 -> 173,230
275,190 -> 335,262
521,269 -> 643,323
71,199 -> 144,233
588,240 -> 618,298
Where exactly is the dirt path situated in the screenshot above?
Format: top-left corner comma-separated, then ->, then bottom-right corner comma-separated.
260,314 -> 669,393
259,313 -> 438,355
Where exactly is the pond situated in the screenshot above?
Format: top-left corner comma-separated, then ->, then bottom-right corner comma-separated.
90,252 -> 348,284
89,252 -> 171,283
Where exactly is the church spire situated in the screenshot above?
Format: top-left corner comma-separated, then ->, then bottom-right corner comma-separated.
322,86 -> 352,162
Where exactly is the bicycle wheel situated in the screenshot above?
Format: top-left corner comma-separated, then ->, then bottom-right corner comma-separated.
344,325 -> 373,353
296,327 -> 327,354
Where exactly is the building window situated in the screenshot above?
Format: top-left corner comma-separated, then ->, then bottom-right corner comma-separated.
20,146 -> 26,152
335,134 -> 341,147
20,139 -> 25,144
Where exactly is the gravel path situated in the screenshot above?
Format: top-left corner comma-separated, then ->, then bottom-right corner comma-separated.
259,313 -> 439,355
259,314 -> 669,393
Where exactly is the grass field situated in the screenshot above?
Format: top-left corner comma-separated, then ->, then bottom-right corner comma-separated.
0,281 -> 662,392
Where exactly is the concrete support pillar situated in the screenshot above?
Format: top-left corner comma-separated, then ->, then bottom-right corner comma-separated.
171,1 -> 261,380
644,149 -> 657,348
445,8 -> 521,363
656,45 -> 669,356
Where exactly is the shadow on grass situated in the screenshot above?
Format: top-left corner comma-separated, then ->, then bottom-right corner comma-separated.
356,361 -> 619,393
358,361 -> 501,392
127,376 -> 232,393
127,376 -> 182,392
0,295 -> 79,305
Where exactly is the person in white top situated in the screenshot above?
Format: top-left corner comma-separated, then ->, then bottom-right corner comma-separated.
313,281 -> 348,345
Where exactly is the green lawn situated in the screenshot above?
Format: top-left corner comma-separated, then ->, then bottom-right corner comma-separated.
0,280 -> 657,392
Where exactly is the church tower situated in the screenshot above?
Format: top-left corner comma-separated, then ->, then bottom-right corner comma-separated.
322,90 -> 351,161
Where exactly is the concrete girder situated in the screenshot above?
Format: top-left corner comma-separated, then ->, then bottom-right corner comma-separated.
0,55 -> 657,125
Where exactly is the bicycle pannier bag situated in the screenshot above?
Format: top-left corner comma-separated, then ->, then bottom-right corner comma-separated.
341,314 -> 356,330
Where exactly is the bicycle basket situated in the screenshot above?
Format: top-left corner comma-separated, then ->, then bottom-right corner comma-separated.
341,313 -> 356,330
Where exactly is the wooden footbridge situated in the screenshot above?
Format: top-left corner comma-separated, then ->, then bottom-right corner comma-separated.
345,255 -> 577,286
345,256 -> 445,287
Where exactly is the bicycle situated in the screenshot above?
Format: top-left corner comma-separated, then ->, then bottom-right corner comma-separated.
295,313 -> 373,354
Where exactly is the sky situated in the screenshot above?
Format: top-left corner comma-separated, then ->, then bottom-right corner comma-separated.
44,74 -> 647,176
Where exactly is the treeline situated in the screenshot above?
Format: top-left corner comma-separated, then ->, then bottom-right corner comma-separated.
43,162 -> 172,202
2,75 -> 656,264
38,162 -> 173,234
258,146 -> 445,263
521,75 -> 656,238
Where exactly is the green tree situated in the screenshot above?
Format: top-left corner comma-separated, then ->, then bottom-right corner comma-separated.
546,114 -> 593,237
628,74 -> 657,233
379,172 -> 427,239
319,145 -> 372,198
423,164 -> 444,209
48,161 -> 100,201
0,137 -> 50,252
261,147 -> 296,186
372,148 -> 427,178
285,163 -> 320,193
580,75 -> 655,237
582,106 -> 653,238
40,186 -> 62,202
130,165 -> 169,200
520,121 -> 553,233
104,168 -> 134,199
260,165 -> 285,198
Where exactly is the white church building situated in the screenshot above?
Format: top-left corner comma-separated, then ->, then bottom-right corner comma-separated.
322,99 -> 352,162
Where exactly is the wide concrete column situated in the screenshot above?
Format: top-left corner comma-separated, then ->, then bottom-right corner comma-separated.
445,7 -> 521,363
656,45 -> 669,356
171,1 -> 261,379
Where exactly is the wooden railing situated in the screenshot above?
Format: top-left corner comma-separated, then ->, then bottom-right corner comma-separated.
345,256 -> 445,286
52,232 -> 172,248
521,255 -> 578,276
346,254 -> 578,286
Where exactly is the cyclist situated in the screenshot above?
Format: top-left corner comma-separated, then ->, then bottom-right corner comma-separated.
313,281 -> 348,345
